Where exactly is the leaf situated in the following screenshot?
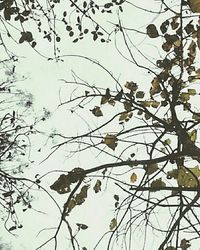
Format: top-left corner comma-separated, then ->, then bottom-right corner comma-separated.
114,194 -> 119,201
150,178 -> 166,191
136,91 -> 145,98
67,199 -> 76,213
130,173 -> 137,183
114,90 -> 123,101
9,226 -> 17,231
19,31 -> 33,43
188,129 -> 197,142
151,101 -> 160,108
180,238 -> 191,250
75,185 -> 88,205
160,20 -> 169,34
187,88 -> 196,95
164,138 -> 171,145
119,112 -> 133,122
145,163 -> 159,175
177,166 -> 200,187
102,134 -> 118,150
188,0 -> 200,13
109,218 -> 117,230
125,81 -> 138,91
76,223 -> 88,230
91,106 -> 103,117
162,42 -> 172,52
101,88 -> 111,104
150,77 -> 161,96
93,179 -> 101,193
180,93 -> 190,102
167,169 -> 178,179
146,24 -> 159,38
192,113 -> 200,121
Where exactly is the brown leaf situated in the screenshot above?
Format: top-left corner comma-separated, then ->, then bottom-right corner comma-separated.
147,24 -> 159,38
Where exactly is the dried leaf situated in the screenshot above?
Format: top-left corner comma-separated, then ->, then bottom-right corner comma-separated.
145,163 -> 159,175
91,106 -> 103,117
188,0 -> 200,13
146,24 -> 159,38
130,173 -> 137,183
102,134 -> 118,150
125,81 -> 138,91
76,223 -> 88,230
93,179 -> 102,193
150,178 -> 166,191
109,218 -> 117,230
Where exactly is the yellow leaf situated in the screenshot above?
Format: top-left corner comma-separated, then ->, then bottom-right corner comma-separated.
188,88 -> 197,95
150,77 -> 161,96
164,138 -> 171,145
130,173 -> 137,183
188,129 -> 197,142
109,218 -> 117,230
102,134 -> 118,150
177,166 -> 200,187
119,112 -> 133,122
151,101 -> 160,108
180,93 -> 190,102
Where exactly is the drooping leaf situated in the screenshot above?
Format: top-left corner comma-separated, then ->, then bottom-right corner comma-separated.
109,218 -> 117,230
114,194 -> 119,201
146,24 -> 159,38
160,20 -> 169,34
75,185 -> 89,205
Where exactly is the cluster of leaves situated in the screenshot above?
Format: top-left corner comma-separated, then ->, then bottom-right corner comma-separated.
0,0 -> 126,56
